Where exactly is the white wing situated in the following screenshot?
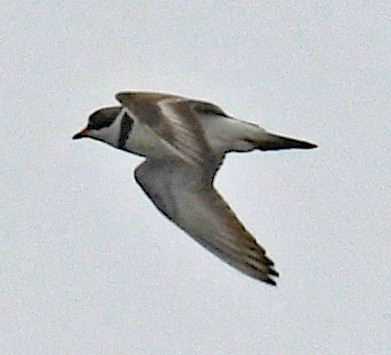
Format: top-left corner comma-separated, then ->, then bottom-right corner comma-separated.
135,159 -> 279,285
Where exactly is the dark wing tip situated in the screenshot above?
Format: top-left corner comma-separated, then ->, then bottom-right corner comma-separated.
264,277 -> 277,286
264,256 -> 275,266
263,265 -> 279,286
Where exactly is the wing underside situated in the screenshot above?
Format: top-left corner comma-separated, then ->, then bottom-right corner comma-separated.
135,160 -> 279,285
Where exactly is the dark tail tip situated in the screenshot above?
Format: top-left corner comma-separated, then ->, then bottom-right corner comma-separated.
258,133 -> 318,151
299,141 -> 318,149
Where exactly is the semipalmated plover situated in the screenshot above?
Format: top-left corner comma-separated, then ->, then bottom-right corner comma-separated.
73,92 -> 317,285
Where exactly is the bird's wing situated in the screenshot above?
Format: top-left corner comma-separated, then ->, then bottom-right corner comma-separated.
115,92 -> 226,181
134,159 -> 279,285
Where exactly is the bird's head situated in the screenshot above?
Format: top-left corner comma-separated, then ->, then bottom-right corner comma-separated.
72,106 -> 130,148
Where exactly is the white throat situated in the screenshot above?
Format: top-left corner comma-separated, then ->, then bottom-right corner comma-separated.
89,107 -> 128,147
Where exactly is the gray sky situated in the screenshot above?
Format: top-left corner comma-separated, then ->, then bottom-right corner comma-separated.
1,1 -> 390,354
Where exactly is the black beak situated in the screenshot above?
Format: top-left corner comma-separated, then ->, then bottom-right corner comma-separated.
72,128 -> 89,140
72,133 -> 84,139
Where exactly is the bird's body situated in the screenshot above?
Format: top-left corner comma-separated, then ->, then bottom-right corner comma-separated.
73,92 -> 317,285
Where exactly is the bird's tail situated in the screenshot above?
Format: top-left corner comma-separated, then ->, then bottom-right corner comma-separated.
219,119 -> 317,153
255,132 -> 318,151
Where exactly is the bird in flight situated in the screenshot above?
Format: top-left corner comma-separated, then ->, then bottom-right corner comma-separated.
73,92 -> 317,285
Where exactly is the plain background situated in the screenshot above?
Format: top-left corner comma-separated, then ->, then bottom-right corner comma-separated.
1,1 -> 390,354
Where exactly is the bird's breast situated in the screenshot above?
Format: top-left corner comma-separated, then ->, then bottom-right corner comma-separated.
123,122 -> 176,159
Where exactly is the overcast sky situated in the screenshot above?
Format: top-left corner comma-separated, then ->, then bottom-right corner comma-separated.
1,1 -> 390,354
